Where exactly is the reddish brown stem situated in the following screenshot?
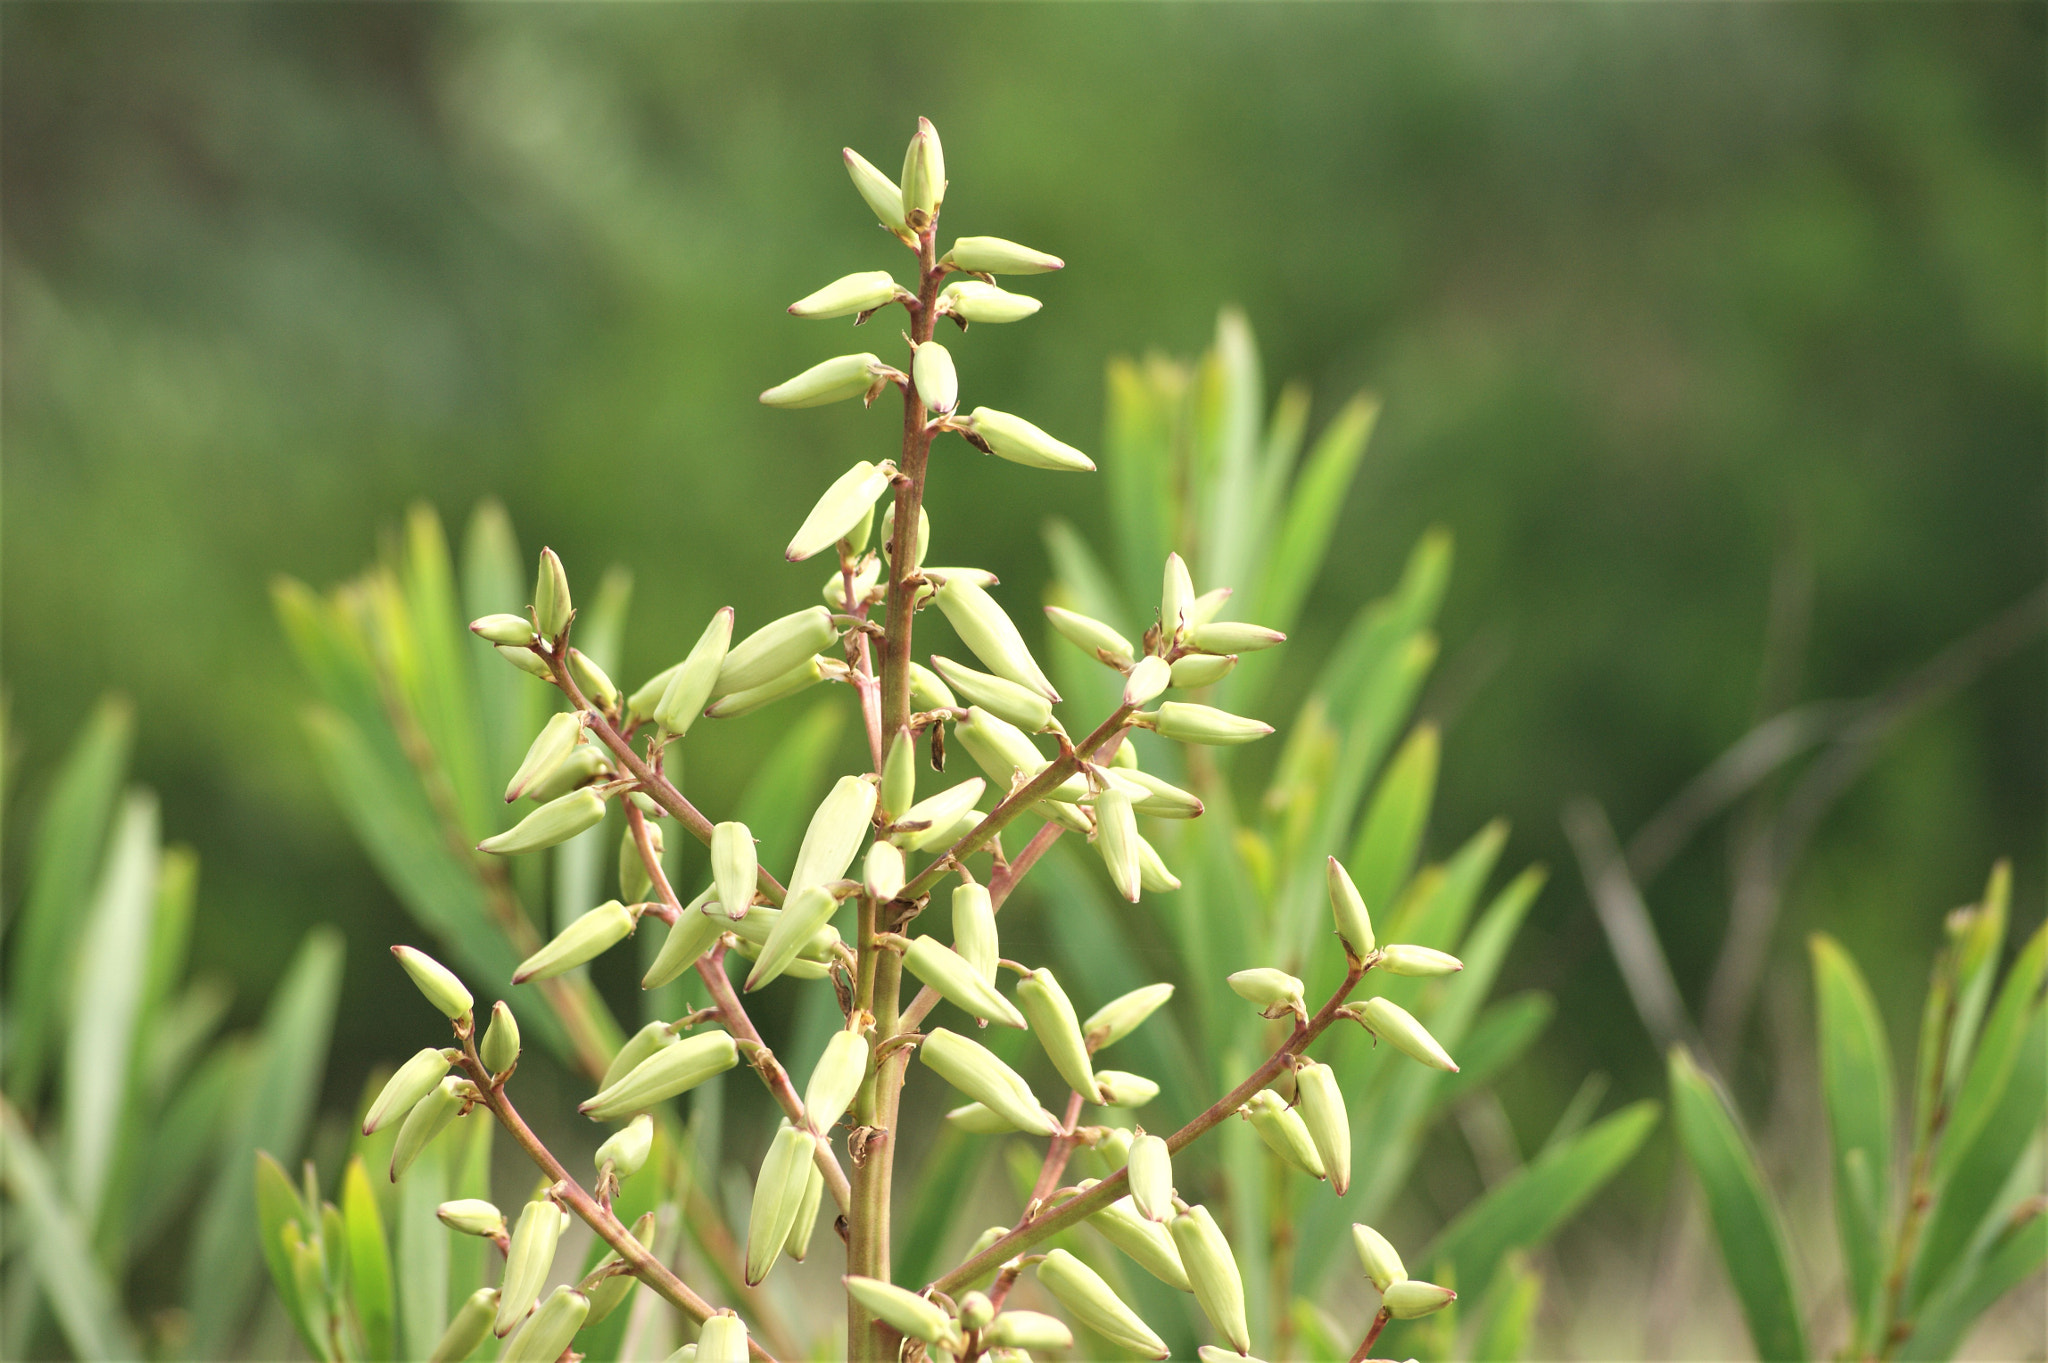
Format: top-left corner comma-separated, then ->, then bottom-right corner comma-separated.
1349,1307 -> 1393,1362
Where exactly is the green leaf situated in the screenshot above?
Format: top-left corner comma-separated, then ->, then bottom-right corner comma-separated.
1467,1252 -> 1543,1363
0,1098 -> 141,1361
1345,724 -> 1439,924
892,1127 -> 984,1291
1423,1100 -> 1658,1298
1102,353 -> 1179,612
342,1156 -> 396,1361
735,700 -> 846,874
6,695 -> 132,1106
461,499 -> 547,816
1939,918 -> 2046,1184
254,1150 -> 319,1356
1195,308 -> 1265,609
1899,1201 -> 2047,1361
132,1038 -> 247,1250
397,505 -> 496,844
1246,391 -> 1380,650
1809,933 -> 1895,1335
1942,861 -> 2009,1103
1667,1046 -> 1808,1361
1426,992 -> 1556,1117
395,1116 -> 452,1360
1245,379 -> 1311,601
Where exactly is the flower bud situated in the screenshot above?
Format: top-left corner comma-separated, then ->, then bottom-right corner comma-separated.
1187,621 -> 1285,654
1169,653 -> 1237,689
705,655 -> 841,718
722,903 -> 840,958
620,823 -> 658,903
954,705 -> 1047,790
1171,1205 -> 1250,1355
697,1311 -> 750,1363
1135,833 -> 1181,894
713,606 -> 839,699
936,883 -> 997,986
1377,944 -> 1463,977
905,936 -> 1027,1028
1044,605 -> 1135,665
783,1156 -> 825,1261
788,271 -> 900,320
956,1291 -> 996,1334
481,1000 -> 521,1074
519,743 -> 610,803
1199,1349 -> 1267,1363
496,644 -> 554,679
513,899 -> 637,983
437,1198 -> 506,1238
760,352 -> 889,409
791,774 -> 880,893
1128,1132 -> 1173,1222
1093,1070 -> 1160,1108
936,579 -> 1060,701
478,788 -> 607,856
939,281 -> 1041,324
880,727 -> 918,820
746,1123 -> 816,1284
900,117 -> 946,231
392,946 -> 473,1021
743,884 -> 844,992
1383,1278 -> 1457,1319
1351,1224 -> 1406,1292
1115,657 -> 1166,710
913,341 -> 959,414
1293,1060 -> 1352,1196
1326,857 -> 1375,957
986,1309 -> 1071,1350
1160,554 -> 1195,639
931,654 -> 1052,731
803,1027 -> 870,1132
642,888 -> 721,989
472,614 -> 536,646
1361,996 -> 1459,1072
920,1029 -> 1060,1136
843,147 -> 909,236
1240,1091 -> 1321,1183
1092,1126 -> 1135,1168
583,1262 -> 638,1330
1038,795 -> 1093,834
881,501 -> 931,572
907,657 -> 953,709
567,648 -> 619,713
712,821 -> 759,923
430,1289 -> 499,1363
844,1277 -> 955,1346
864,840 -> 906,903
727,938 -> 833,980
824,555 -> 883,612
893,777 -> 987,852
503,1284 -> 587,1362
580,1031 -> 739,1120
1110,769 -> 1204,819
1227,967 -> 1304,1013
534,548 -> 572,639
946,1102 -> 1023,1134
1154,701 -> 1274,746
1036,1249 -> 1169,1359
967,406 -> 1094,472
391,1077 -> 466,1182
787,461 -> 896,562
1018,968 -> 1102,1102
602,1021 -> 679,1091
1084,983 -> 1174,1052
1089,1194 -> 1192,1290
943,236 -> 1065,275
363,1047 -> 453,1135
1094,786 -> 1143,903
653,607 -> 735,736
596,1112 -> 655,1179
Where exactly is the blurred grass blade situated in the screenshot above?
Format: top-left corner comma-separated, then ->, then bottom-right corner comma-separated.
1423,1100 -> 1658,1297
190,927 -> 344,1356
1899,1200 -> 2047,1362
1345,723 -> 1439,921
1667,1045 -> 1807,1361
1808,934 -> 1895,1333
6,695 -> 132,1105
254,1150 -> 320,1357
0,1099 -> 141,1361
1248,379 -> 1310,547
342,1156 -> 396,1361
133,1039 -> 247,1249
1195,309 -> 1263,606
1941,861 -> 2008,1100
1247,392 -> 1379,649
461,500 -> 545,808
1102,355 -> 1178,611
1467,1252 -> 1542,1363
1564,796 -> 1694,1055
1938,918 -> 2046,1184
445,1105 -> 494,1306
892,1126 -> 982,1290
735,701 -> 845,873
397,505 -> 496,843
1426,992 -> 1555,1118
396,1121 -> 451,1358
1537,1071 -> 1612,1159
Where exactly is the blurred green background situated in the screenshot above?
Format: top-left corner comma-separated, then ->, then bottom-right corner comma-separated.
4,0 -> 2041,1289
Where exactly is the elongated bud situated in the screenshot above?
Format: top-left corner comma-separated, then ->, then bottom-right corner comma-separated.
745,884 -> 842,991
1352,1223 -> 1407,1292
904,936 -> 1026,1028
514,899 -> 637,983
1017,968 -> 1102,1101
392,946 -> 473,1021
954,705 -> 1045,790
1036,1249 -> 1169,1359
496,644 -> 553,679
1198,1348 -> 1263,1363
713,606 -> 838,700
363,1046 -> 453,1134
881,501 -> 932,572
478,787 -> 607,856
519,743 -> 609,803
790,773 -> 880,892
783,1155 -> 825,1261
803,1027 -> 870,1132
951,1291 -> 994,1334
430,1289 -> 500,1363
1084,983 -> 1174,1052
893,776 -> 986,852
1110,769 -> 1204,819
391,1077 -> 466,1182
920,1029 -> 1060,1135
864,840 -> 906,902
1293,1060 -> 1352,1195
1169,653 -> 1237,689
746,1124 -> 815,1284
932,654 -> 1052,730
583,1264 -> 638,1331
946,1101 -> 1023,1134
697,1311 -> 750,1363
1040,795 -> 1093,834
712,822 -> 759,923
1227,967 -> 1305,1012
1135,833 -> 1181,893
1244,1089 -> 1326,1179
939,281 -> 1041,325
724,904 -> 842,959
472,613 -> 536,646
908,657 -> 953,709
987,1310 -> 1073,1351
505,1285 -> 589,1363
1188,621 -> 1285,654
1113,741 -> 1139,767
620,821 -> 660,902
1128,1132 -> 1173,1222
495,1214 -> 568,1342
880,728 -> 918,819
481,1001 -> 521,1074
1044,605 -> 1134,665
843,147 -> 909,236
787,461 -> 895,562
1171,1205 -> 1250,1355
900,116 -> 946,230
1327,857 -> 1375,957
1089,1195 -> 1192,1290
581,1031 -> 739,1120
950,882 -> 1000,983
1094,1069 -> 1160,1108
653,607 -> 735,735
568,648 -> 619,712
1093,1126 -> 1135,1169
642,888 -> 721,989
1160,554 -> 1194,639
1377,944 -> 1464,977
788,270 -> 900,320
966,406 -> 1093,472
912,341 -> 959,414
943,235 -> 1064,275
936,579 -> 1060,701
1384,1279 -> 1457,1319
760,352 -> 889,409
1123,655 -> 1171,708
844,1277 -> 955,1347
596,1112 -> 655,1178
1362,996 -> 1459,1071
601,1021 -> 677,1091
437,1198 -> 506,1238
705,654 -> 838,718
535,548 -> 572,638
1154,701 -> 1274,746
